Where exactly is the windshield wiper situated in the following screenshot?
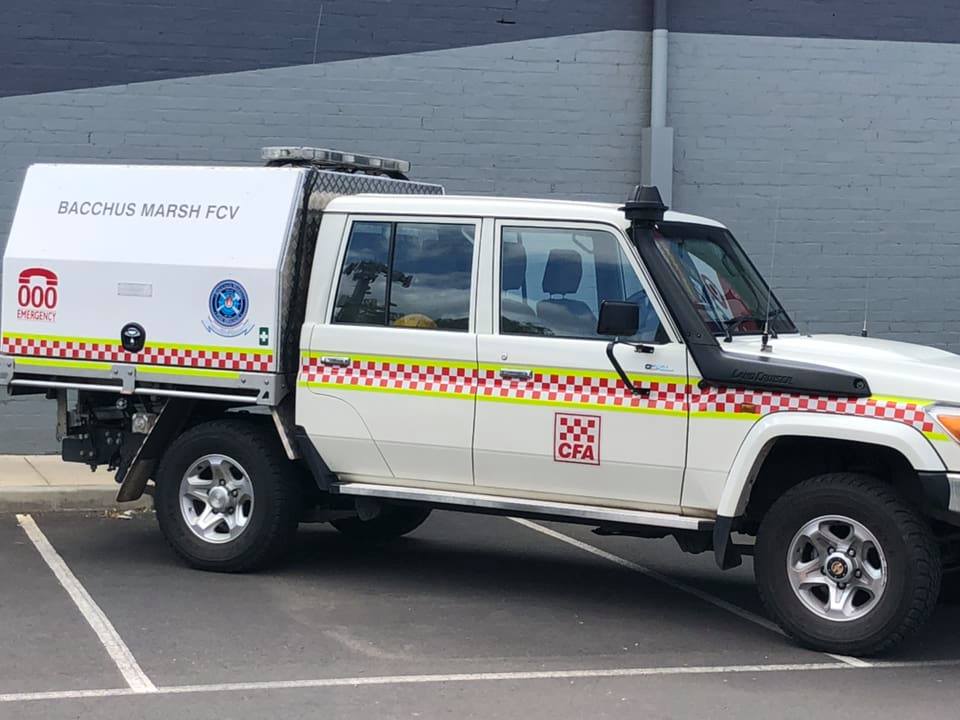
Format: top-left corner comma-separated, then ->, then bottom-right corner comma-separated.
694,286 -> 734,343
723,308 -> 786,338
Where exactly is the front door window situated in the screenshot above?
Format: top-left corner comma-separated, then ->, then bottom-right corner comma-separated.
500,226 -> 664,343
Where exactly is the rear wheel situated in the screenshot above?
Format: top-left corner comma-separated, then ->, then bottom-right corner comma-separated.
155,420 -> 302,572
755,473 -> 940,656
331,505 -> 432,542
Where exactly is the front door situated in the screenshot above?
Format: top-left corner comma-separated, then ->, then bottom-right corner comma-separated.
473,221 -> 689,509
303,216 -> 480,485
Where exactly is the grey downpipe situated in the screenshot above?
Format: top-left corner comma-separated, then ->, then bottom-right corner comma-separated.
651,0 -> 668,129
641,0 -> 674,206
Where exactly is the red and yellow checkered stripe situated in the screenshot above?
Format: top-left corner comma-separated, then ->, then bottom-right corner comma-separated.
694,387 -> 936,433
300,354 -> 475,398
2,333 -> 274,373
300,352 -> 939,436
475,367 -> 687,413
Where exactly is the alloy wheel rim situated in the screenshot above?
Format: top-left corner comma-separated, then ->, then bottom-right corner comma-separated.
179,454 -> 255,544
786,514 -> 888,623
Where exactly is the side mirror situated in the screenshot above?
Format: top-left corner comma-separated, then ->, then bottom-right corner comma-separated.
597,300 -> 639,337
598,301 -> 651,397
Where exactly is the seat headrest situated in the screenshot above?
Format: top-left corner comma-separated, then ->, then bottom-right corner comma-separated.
542,248 -> 583,295
502,241 -> 527,291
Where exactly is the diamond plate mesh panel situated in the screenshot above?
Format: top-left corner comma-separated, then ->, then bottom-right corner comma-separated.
276,170 -> 444,375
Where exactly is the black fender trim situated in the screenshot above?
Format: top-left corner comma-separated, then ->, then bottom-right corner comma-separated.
294,425 -> 338,491
916,471 -> 960,528
917,471 -> 951,511
713,515 -> 743,570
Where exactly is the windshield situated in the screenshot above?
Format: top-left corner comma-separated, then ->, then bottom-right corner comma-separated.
652,223 -> 796,337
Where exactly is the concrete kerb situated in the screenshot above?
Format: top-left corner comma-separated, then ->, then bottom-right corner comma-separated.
0,455 -> 153,513
0,486 -> 153,513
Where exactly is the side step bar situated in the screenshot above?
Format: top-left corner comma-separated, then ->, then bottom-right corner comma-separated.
330,482 -> 712,532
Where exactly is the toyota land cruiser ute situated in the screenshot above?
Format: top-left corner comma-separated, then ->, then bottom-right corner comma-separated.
2,147 -> 958,657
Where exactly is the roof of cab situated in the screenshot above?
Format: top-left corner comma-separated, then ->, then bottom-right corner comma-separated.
323,194 -> 726,229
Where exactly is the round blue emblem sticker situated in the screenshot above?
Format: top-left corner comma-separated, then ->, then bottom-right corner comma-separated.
208,279 -> 248,329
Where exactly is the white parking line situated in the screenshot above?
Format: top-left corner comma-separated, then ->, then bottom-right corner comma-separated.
825,652 -> 873,668
509,518 -> 872,668
2,659 -> 959,704
15,514 -> 157,693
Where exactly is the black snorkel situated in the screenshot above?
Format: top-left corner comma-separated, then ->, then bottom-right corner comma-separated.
620,185 -> 870,398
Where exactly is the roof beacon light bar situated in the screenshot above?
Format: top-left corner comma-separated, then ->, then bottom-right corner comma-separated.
261,146 -> 411,178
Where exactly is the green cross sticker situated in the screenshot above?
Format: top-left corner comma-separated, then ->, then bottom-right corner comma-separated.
258,327 -> 269,347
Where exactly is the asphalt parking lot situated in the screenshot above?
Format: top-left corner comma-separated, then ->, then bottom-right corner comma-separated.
1,510 -> 959,720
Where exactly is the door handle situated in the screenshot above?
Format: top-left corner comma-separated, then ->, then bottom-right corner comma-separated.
499,368 -> 532,382
321,356 -> 353,367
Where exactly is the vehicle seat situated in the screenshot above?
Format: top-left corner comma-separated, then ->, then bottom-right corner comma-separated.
500,241 -> 538,327
536,249 -> 596,337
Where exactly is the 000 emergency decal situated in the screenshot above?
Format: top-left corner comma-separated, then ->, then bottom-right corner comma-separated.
554,413 -> 601,465
16,267 -> 59,323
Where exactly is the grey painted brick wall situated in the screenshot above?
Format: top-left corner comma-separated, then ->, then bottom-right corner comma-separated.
674,1 -> 960,44
0,30 -> 650,452
7,0 -> 958,101
670,32 -> 960,350
0,0 -> 647,97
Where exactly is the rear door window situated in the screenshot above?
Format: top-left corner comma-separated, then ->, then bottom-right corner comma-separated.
332,221 -> 391,326
333,220 -> 476,331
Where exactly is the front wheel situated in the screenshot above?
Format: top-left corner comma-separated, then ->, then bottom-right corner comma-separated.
155,420 -> 302,572
755,473 -> 941,656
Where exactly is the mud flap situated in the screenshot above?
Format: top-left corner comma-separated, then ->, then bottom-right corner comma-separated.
293,425 -> 338,491
713,515 -> 743,570
116,398 -> 195,502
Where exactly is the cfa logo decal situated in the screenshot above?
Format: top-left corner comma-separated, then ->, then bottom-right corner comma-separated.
554,413 -> 600,465
203,279 -> 254,338
16,267 -> 58,323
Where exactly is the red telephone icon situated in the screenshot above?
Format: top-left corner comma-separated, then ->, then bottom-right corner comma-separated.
18,267 -> 59,309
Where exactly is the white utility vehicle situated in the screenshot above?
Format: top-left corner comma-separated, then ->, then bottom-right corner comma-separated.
2,148 -> 959,656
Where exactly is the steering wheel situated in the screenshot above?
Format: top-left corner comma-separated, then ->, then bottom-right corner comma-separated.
724,308 -> 785,334
726,316 -> 762,333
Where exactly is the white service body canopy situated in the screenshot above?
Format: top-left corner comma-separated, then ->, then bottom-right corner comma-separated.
1,164 -> 306,374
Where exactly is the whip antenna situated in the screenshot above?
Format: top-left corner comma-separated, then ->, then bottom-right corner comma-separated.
861,275 -> 870,338
761,157 -> 785,352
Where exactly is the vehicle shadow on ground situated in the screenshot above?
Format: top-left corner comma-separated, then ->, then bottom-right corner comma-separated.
288,524 -> 696,614
40,513 -> 960,664
284,524 -> 960,662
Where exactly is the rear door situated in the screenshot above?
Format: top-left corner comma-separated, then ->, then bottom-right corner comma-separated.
302,216 -> 480,485
473,220 -> 689,509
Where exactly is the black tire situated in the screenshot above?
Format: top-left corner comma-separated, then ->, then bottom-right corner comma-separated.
331,505 -> 432,542
755,473 -> 941,656
155,420 -> 302,572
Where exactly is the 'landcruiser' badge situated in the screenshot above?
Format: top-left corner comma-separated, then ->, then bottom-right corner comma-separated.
554,413 -> 600,465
